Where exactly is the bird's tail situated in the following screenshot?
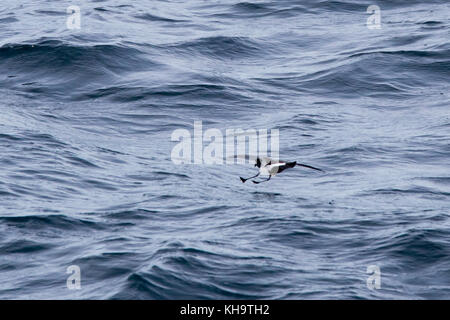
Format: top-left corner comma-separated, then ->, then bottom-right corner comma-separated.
296,163 -> 324,172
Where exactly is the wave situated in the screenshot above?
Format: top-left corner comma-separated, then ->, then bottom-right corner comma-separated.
372,228 -> 450,268
166,36 -> 270,59
0,239 -> 55,254
256,47 -> 450,98
0,39 -> 157,98
134,13 -> 188,23
77,83 -> 254,104
111,242 -> 286,299
0,39 -> 151,73
0,214 -> 105,231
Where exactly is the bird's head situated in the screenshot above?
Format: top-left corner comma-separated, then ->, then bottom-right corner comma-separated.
255,158 -> 261,168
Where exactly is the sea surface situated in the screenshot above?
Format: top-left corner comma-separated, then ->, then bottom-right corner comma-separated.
0,0 -> 449,299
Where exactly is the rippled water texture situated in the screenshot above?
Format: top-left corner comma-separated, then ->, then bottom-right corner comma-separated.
0,0 -> 449,299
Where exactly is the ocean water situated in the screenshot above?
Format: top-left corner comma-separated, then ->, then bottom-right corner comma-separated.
0,0 -> 449,299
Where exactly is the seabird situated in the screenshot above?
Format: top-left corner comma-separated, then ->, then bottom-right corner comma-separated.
240,157 -> 323,184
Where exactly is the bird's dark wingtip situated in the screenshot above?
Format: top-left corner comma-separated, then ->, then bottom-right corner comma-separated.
297,163 -> 324,172
240,177 -> 246,183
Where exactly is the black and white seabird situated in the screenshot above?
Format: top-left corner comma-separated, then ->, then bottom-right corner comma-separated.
240,157 -> 323,184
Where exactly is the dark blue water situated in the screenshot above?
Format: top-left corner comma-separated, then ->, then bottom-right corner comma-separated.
1,0 -> 449,299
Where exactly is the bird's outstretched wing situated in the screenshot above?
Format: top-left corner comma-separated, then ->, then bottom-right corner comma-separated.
268,161 -> 294,174
296,163 -> 324,172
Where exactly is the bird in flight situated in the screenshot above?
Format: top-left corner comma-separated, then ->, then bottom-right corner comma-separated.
240,157 -> 324,184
